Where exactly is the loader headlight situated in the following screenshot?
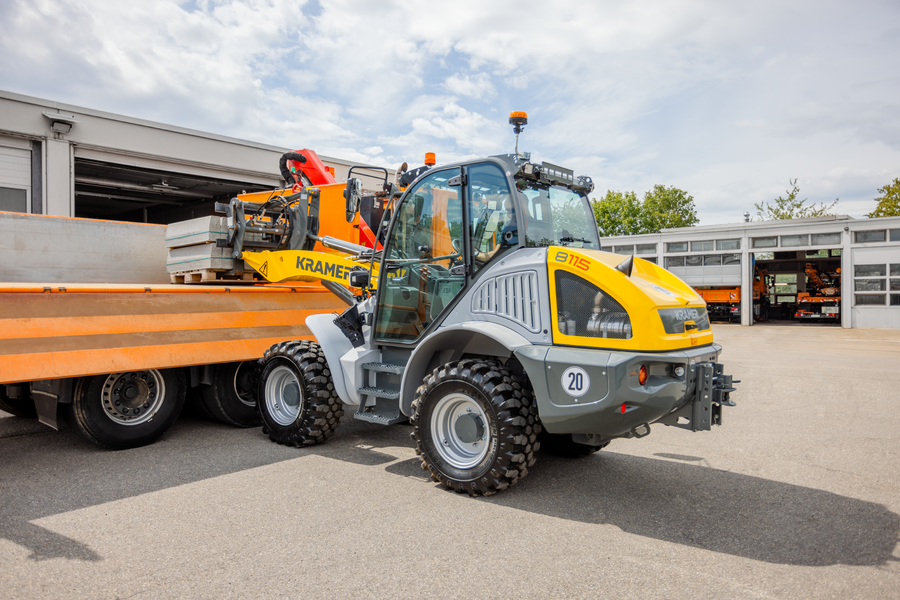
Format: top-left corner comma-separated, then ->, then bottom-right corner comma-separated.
555,271 -> 632,339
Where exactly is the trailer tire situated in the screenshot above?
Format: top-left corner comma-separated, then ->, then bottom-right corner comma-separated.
411,359 -> 539,496
257,341 -> 343,447
65,369 -> 186,450
538,430 -> 607,457
200,362 -> 260,427
0,386 -> 37,418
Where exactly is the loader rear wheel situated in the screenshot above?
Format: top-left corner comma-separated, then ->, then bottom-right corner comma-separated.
538,431 -> 607,457
199,362 -> 260,427
65,369 -> 186,450
256,341 -> 343,447
411,359 -> 540,496
0,386 -> 37,418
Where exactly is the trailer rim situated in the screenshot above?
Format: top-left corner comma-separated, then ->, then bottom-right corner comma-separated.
100,370 -> 166,426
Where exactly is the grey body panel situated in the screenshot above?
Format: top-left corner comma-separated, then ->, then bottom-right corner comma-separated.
440,247 -> 553,345
515,342 -> 721,435
306,313 -> 354,405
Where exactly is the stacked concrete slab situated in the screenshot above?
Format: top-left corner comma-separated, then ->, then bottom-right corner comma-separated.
165,216 -> 255,283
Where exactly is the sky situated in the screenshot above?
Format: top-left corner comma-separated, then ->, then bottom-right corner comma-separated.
1,0 -> 898,225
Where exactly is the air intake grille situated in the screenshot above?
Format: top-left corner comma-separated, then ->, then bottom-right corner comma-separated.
555,271 -> 632,339
471,271 -> 541,333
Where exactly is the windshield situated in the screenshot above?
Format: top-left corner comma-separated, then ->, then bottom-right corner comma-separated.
520,184 -> 600,249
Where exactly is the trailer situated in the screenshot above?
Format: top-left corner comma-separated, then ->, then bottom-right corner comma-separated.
0,150 -> 357,448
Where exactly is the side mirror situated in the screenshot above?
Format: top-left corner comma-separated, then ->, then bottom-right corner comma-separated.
343,178 -> 363,222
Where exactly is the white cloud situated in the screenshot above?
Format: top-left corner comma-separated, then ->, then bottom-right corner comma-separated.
443,72 -> 496,100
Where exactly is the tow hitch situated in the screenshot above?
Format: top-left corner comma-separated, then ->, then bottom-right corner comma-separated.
660,362 -> 738,432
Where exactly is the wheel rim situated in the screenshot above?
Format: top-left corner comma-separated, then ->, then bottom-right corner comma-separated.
100,371 -> 165,426
264,365 -> 304,426
430,392 -> 490,470
232,362 -> 256,407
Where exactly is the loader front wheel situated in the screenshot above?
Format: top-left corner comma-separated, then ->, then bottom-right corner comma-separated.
257,341 -> 343,447
411,359 -> 540,496
65,369 -> 186,449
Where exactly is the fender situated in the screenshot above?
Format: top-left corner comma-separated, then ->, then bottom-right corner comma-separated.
305,314 -> 354,405
399,321 -> 532,416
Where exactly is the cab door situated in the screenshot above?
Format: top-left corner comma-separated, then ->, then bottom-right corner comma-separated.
374,168 -> 467,343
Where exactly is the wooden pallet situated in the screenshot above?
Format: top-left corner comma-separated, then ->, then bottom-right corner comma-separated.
169,269 -> 257,284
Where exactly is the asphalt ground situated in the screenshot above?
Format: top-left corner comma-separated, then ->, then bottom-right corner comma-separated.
1,325 -> 898,599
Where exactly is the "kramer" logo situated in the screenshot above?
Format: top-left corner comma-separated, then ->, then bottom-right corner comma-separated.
673,308 -> 701,321
295,257 -> 351,280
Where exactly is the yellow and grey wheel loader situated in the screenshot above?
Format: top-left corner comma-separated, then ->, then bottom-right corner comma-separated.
225,113 -> 737,496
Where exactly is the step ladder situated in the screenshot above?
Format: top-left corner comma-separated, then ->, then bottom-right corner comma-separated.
355,362 -> 407,425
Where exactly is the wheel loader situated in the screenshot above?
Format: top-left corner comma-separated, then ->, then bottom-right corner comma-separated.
219,113 -> 737,496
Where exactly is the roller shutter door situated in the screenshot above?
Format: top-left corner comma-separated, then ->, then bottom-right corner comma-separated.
0,136 -> 30,213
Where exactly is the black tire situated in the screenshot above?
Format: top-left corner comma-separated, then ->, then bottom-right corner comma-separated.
411,359 -> 541,496
199,362 -> 260,427
256,341 -> 343,447
64,369 -> 186,450
538,430 -> 607,457
0,385 -> 37,418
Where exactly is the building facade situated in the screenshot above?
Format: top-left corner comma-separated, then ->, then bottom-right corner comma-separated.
600,215 -> 900,329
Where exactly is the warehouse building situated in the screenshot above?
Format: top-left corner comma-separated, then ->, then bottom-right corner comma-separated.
601,215 -> 900,329
0,89 -> 390,224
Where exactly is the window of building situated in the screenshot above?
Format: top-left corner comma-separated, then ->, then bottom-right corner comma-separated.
665,256 -> 684,268
781,234 -> 808,247
806,249 -> 829,258
856,294 -> 885,306
771,274 -> 797,297
855,264 -> 886,277
691,240 -> 714,252
703,254 -> 722,266
716,239 -> 740,250
722,253 -> 741,265
892,264 -> 900,276
752,237 -> 777,248
601,246 -> 613,252
644,257 -> 657,264
685,255 -> 702,267
891,229 -> 900,242
636,243 -> 657,255
777,295 -> 796,304
666,242 -> 687,252
855,279 -> 886,292
892,294 -> 900,306
854,230 -> 886,243
0,187 -> 27,213
832,248 -> 842,257
812,232 -> 841,245
614,245 -> 635,255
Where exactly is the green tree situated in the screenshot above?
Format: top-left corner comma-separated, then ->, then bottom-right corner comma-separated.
592,190 -> 644,237
642,184 -> 700,231
866,177 -> 900,218
591,186 -> 698,236
754,178 -> 838,220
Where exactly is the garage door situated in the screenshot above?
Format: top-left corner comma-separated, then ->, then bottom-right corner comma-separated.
0,135 -> 30,213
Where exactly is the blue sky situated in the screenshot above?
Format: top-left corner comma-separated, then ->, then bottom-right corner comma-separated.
1,0 -> 898,224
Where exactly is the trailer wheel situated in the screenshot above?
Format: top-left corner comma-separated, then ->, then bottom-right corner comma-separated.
538,431 -> 607,457
65,369 -> 186,450
411,359 -> 539,496
199,362 -> 260,427
256,341 -> 343,447
0,386 -> 37,418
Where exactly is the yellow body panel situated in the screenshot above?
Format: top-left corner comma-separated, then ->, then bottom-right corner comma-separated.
547,247 -> 713,352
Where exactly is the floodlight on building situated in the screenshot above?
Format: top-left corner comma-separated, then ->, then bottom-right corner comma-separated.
42,110 -> 79,136
50,121 -> 72,134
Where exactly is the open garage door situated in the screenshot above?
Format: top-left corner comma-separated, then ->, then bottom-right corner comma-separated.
752,249 -> 842,326
73,158 -> 278,224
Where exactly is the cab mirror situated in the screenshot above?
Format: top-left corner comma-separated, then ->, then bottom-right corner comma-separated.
343,178 -> 363,222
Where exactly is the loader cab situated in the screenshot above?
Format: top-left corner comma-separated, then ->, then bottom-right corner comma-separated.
372,155 -> 599,345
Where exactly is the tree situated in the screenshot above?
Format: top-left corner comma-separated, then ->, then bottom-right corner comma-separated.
591,186 -> 698,236
642,185 -> 700,231
866,177 -> 900,218
592,190 -> 644,237
754,178 -> 838,220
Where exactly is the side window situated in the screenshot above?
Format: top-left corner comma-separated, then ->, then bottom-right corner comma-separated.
374,169 -> 465,342
467,162 -> 516,273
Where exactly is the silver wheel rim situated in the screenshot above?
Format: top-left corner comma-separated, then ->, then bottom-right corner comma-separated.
101,370 -> 165,426
265,365 -> 304,426
232,362 -> 256,407
430,392 -> 490,469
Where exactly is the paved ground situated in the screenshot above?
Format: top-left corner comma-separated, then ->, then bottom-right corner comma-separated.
1,325 -> 898,599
